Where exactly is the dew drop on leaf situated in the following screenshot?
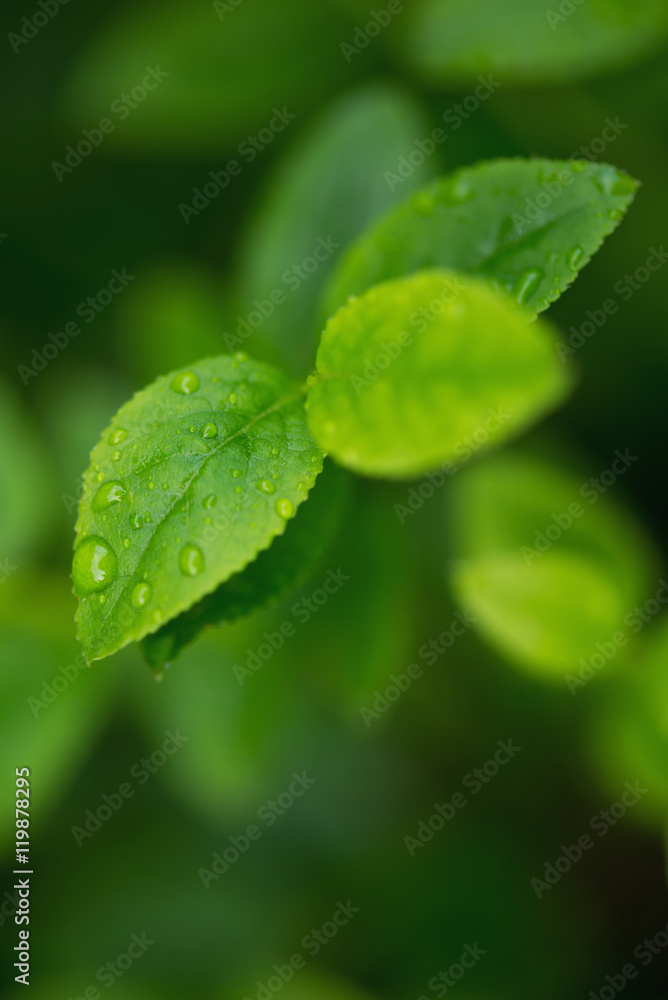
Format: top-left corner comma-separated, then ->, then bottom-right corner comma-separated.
108,428 -> 128,445
256,479 -> 276,494
130,513 -> 143,529
202,494 -> 217,509
230,469 -> 243,478
170,371 -> 200,394
200,423 -> 218,439
131,582 -> 153,609
179,543 -> 205,577
92,481 -> 126,511
513,268 -> 544,306
72,536 -> 118,594
275,498 -> 294,519
567,246 -> 585,269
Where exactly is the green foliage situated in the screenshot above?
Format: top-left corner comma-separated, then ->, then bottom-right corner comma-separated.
447,448 -> 656,676
73,157 -> 638,665
239,82 -> 436,373
325,159 -> 638,318
307,271 -> 570,478
394,0 -> 668,84
74,356 -> 322,662
58,0 -> 357,154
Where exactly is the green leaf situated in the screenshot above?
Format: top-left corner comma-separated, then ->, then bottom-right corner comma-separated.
140,459 -> 351,668
58,0 -> 357,155
324,159 -> 638,318
239,82 -> 436,374
446,447 -> 656,677
73,355 -> 323,663
307,271 -> 571,478
393,0 -> 668,85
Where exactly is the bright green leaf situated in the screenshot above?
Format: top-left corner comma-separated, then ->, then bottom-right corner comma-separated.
394,0 -> 668,85
447,448 -> 656,677
140,459 -> 351,669
307,271 -> 570,478
324,159 -> 638,318
239,82 -> 436,374
74,355 -> 322,662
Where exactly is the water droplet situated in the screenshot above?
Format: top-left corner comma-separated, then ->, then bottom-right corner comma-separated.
144,512 -> 153,523
310,455 -> 319,463
189,426 -> 196,434
411,190 -> 436,217
112,450 -> 123,462
513,268 -> 544,306
179,543 -> 205,577
608,208 -> 623,221
131,582 -> 152,609
170,371 -> 200,394
297,482 -> 307,492
256,479 -> 275,494
572,159 -> 587,173
230,469 -> 243,478
96,472 -> 105,483
148,482 -> 155,491
123,538 -> 130,549
234,352 -> 248,363
228,393 -> 238,405
72,536 -> 118,594
275,498 -> 294,519
200,423 -> 218,439
306,374 -> 318,388
567,246 -> 585,270
108,428 -> 127,445
92,481 -> 126,511
130,513 -> 143,529
98,594 -> 106,605
202,494 -> 217,509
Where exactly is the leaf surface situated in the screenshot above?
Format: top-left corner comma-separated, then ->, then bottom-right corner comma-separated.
74,355 -> 322,662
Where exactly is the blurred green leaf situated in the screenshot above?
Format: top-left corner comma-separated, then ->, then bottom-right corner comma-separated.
447,447 -> 656,677
140,460 -> 351,668
394,0 -> 668,85
74,356 -> 322,662
58,0 -> 358,154
324,159 -> 638,318
239,82 -> 436,374
307,271 -> 570,478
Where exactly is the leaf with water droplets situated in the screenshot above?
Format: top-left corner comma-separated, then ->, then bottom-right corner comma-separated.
73,355 -> 323,663
307,271 -> 571,478
324,159 -> 638,319
140,460 -> 351,669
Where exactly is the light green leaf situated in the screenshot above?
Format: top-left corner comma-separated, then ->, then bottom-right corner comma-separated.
447,448 -> 656,677
307,271 -> 570,478
324,159 -> 638,318
140,460 -> 351,669
394,0 -> 668,85
239,83 -> 436,374
58,0 -> 356,155
73,355 -> 323,662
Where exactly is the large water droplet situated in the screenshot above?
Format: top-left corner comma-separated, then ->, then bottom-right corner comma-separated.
275,498 -> 294,519
567,246 -> 585,270
202,494 -> 217,509
108,428 -> 128,445
200,423 -> 218,439
72,536 -> 118,594
513,268 -> 544,306
257,479 -> 275,495
131,582 -> 152,609
179,543 -> 205,577
170,371 -> 200,394
92,481 -> 126,511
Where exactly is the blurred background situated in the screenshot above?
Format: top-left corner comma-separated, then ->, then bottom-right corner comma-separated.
1,0 -> 668,996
